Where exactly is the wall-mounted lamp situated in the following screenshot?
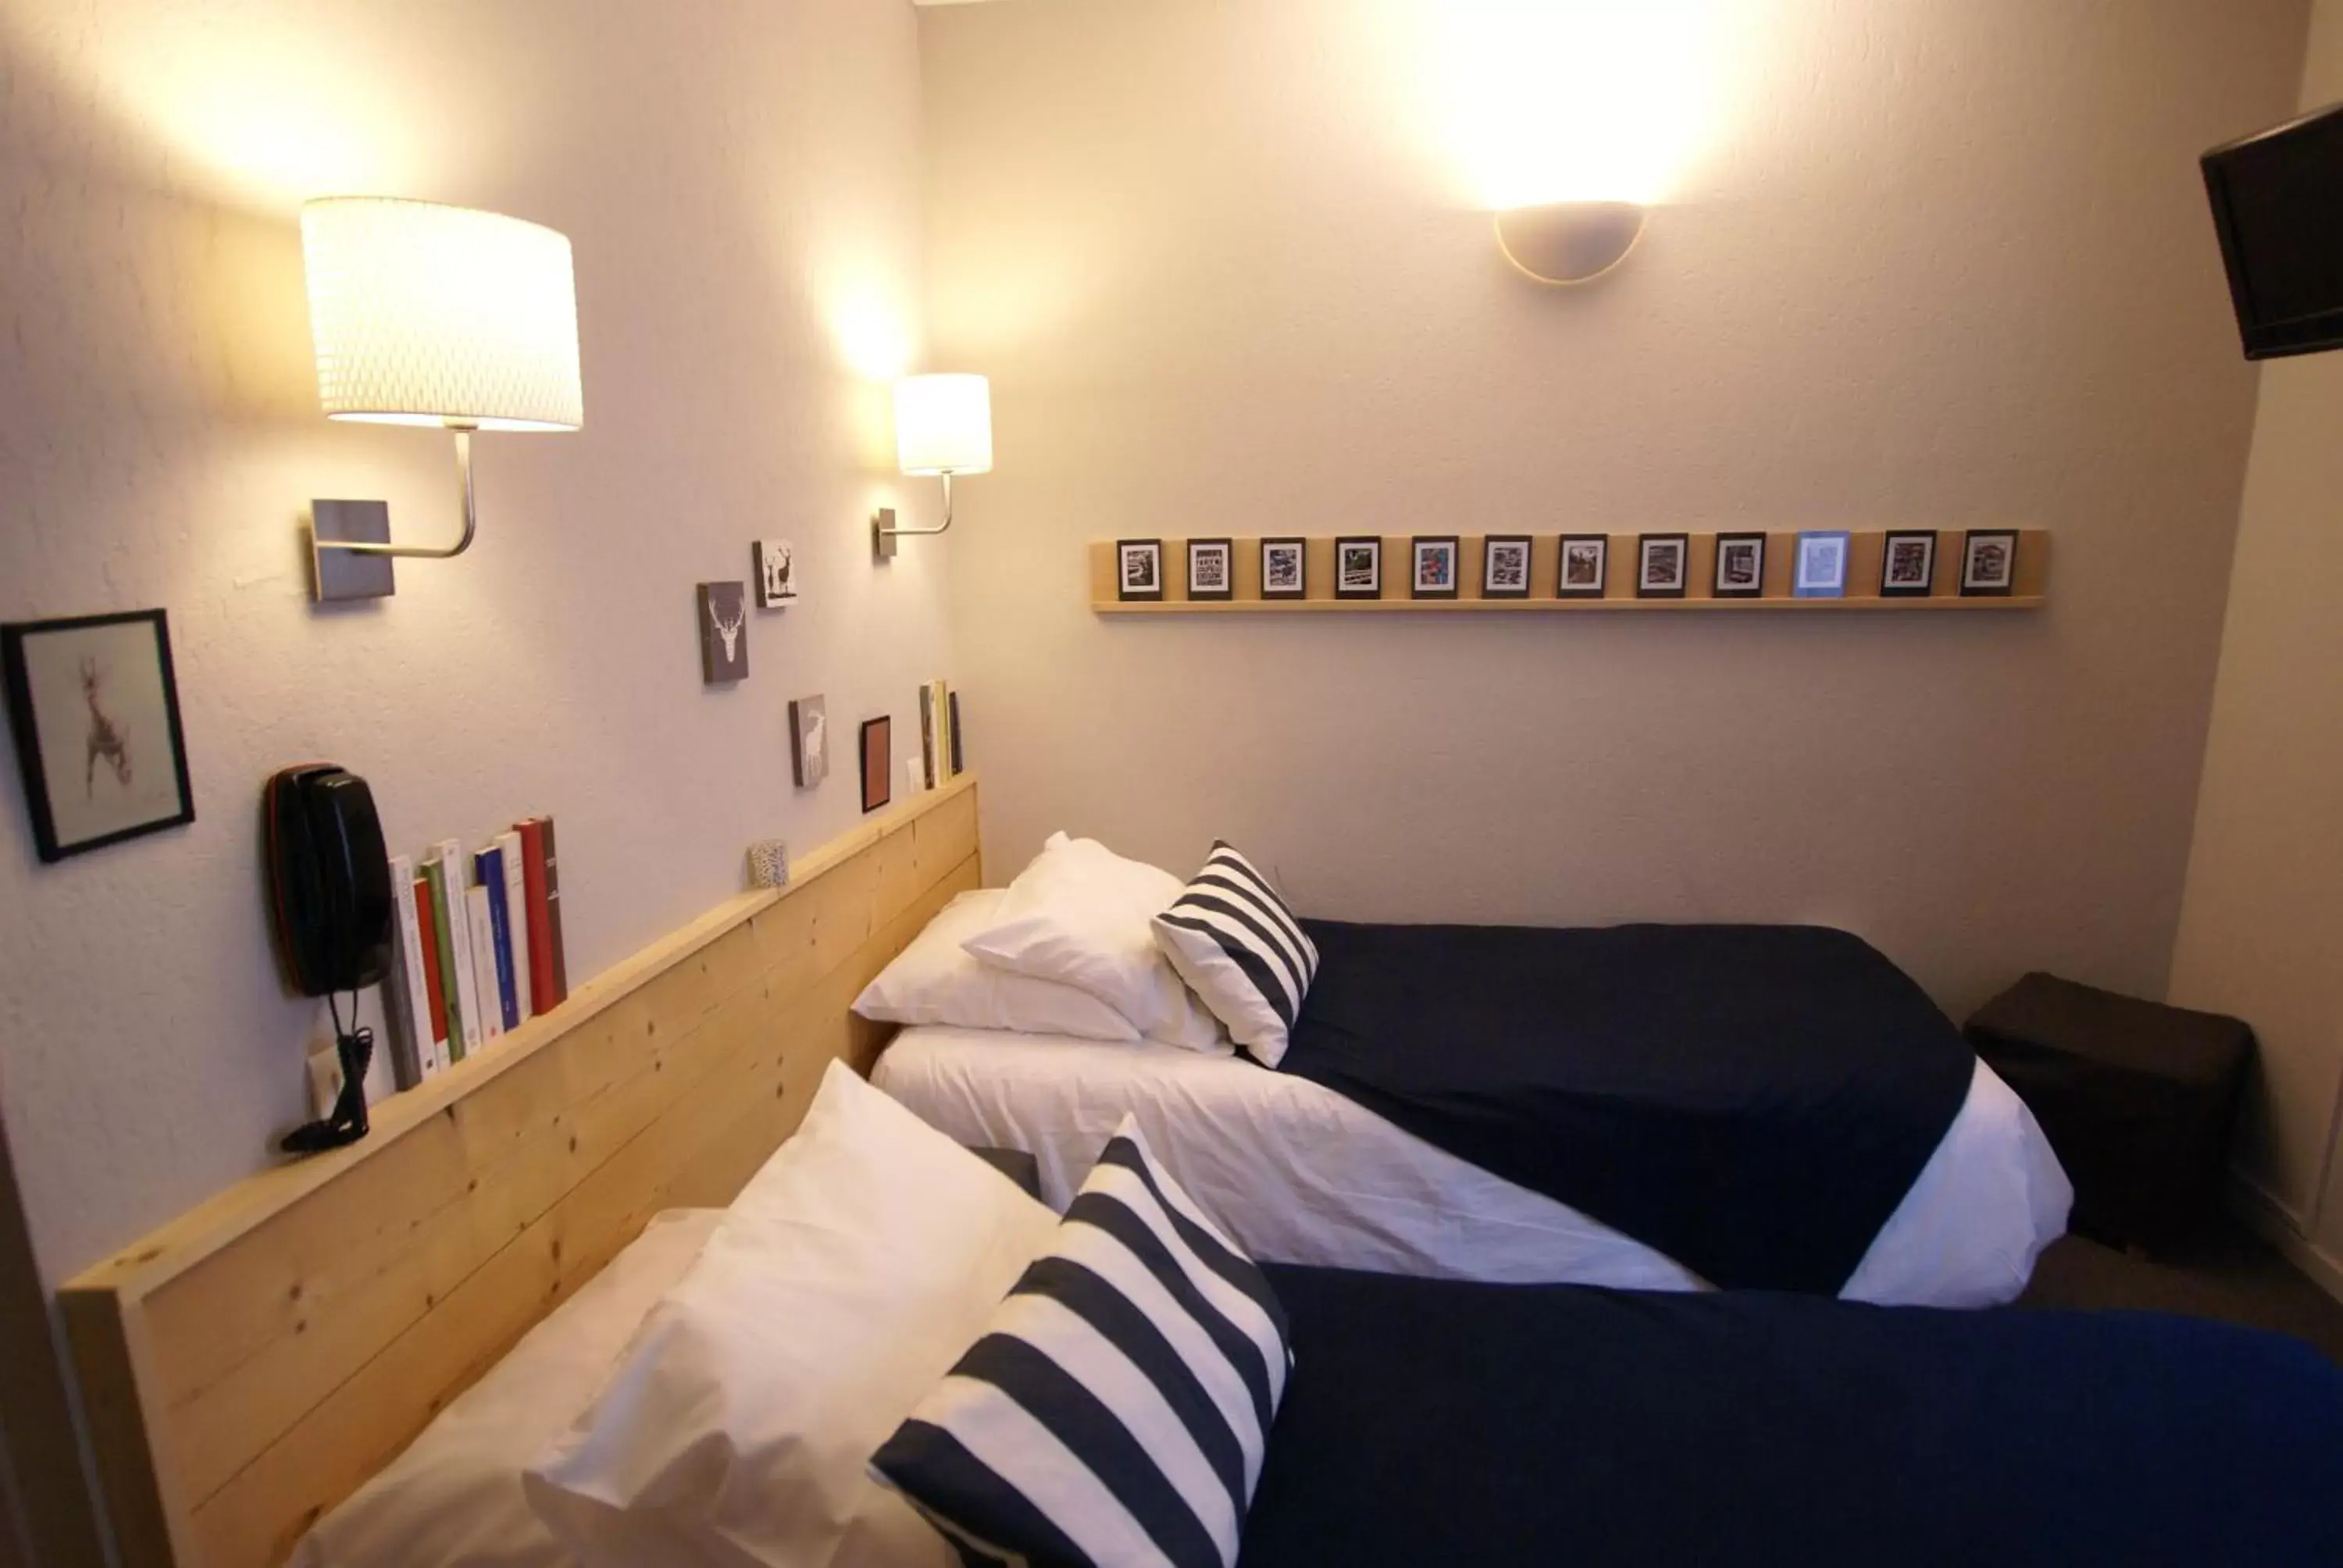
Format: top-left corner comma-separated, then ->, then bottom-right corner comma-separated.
874,373 -> 991,560
301,198 -> 584,602
1495,201 -> 1648,286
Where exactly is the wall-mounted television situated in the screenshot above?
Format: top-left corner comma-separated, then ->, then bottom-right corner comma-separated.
2204,101 -> 2343,359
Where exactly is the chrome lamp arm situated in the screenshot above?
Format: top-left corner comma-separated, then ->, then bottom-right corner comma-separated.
873,471 -> 958,559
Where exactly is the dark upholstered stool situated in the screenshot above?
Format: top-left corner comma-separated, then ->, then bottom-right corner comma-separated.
1964,974 -> 2252,1252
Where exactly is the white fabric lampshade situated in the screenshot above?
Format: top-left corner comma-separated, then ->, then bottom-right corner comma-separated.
301,198 -> 584,432
894,374 -> 993,475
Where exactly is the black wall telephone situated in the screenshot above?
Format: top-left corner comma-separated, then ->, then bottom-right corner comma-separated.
263,764 -> 392,1154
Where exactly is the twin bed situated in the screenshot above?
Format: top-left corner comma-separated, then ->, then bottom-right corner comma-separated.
59,786 -> 2343,1567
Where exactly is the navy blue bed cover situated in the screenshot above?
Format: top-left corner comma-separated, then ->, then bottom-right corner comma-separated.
1280,921 -> 1977,1293
1240,1265 -> 2343,1567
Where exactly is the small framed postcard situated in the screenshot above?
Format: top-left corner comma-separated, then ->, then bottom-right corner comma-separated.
1336,536 -> 1383,600
753,540 -> 798,608
789,695 -> 829,788
859,715 -> 893,814
1793,531 -> 1850,599
1714,533 -> 1767,598
1482,536 -> 1532,599
1960,530 -> 2019,597
1187,538 -> 1234,601
1638,534 -> 1689,598
1558,535 -> 1609,598
2,609 -> 195,863
1880,531 -> 1938,597
697,581 -> 750,682
1261,537 -> 1307,599
1412,536 -> 1460,600
1117,539 -> 1164,602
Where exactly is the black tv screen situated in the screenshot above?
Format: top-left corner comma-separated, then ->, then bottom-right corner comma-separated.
2204,101 -> 2343,359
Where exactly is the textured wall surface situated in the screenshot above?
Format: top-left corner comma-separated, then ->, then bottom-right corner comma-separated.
2170,2 -> 2343,1244
0,0 -> 947,1287
923,0 -> 2305,1016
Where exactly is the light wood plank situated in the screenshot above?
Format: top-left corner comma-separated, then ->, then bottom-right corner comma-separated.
60,776 -> 981,1568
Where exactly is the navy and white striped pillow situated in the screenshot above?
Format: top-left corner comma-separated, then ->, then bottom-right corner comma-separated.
1150,843 -> 1318,1068
871,1117 -> 1293,1568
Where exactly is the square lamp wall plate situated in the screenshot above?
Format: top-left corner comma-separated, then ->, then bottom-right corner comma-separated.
312,501 -> 396,603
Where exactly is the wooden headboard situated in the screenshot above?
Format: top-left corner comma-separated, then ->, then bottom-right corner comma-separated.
60,776 -> 981,1568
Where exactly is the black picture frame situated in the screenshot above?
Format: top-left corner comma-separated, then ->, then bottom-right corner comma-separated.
1880,531 -> 1938,598
859,715 -> 893,814
1558,534 -> 1610,598
1116,540 -> 1164,602
1960,529 -> 2019,597
1714,533 -> 1767,598
1637,534 -> 1689,599
1186,537 -> 1235,602
1411,536 -> 1461,600
1481,536 -> 1532,599
2,609 -> 195,864
1260,537 -> 1307,599
1335,536 -> 1384,600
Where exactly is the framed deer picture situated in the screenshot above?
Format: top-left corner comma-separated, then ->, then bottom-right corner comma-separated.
2,609 -> 194,862
697,582 -> 750,682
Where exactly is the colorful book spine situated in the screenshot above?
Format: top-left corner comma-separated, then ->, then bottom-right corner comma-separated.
541,816 -> 569,1003
517,816 -> 569,1010
413,881 -> 448,1074
466,883 -> 505,1042
475,844 -> 520,1032
436,838 -> 485,1060
918,684 -> 937,789
495,829 -> 533,1023
419,853 -> 465,1062
383,854 -> 432,1086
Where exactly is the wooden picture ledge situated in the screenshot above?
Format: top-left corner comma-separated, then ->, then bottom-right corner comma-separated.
1091,531 -> 2049,614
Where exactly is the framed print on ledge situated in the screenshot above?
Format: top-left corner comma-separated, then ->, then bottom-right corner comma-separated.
1335,536 -> 1383,600
1714,533 -> 1767,598
1794,531 -> 1850,599
1482,536 -> 1532,599
1116,540 -> 1164,602
1881,531 -> 1938,597
1960,530 -> 2019,597
2,609 -> 195,863
1638,534 -> 1689,599
1187,538 -> 1234,601
1558,535 -> 1609,598
1412,536 -> 1460,600
1261,537 -> 1307,600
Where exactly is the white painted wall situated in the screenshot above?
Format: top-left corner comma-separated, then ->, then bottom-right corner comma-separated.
2170,1 -> 2343,1260
0,0 -> 949,1289
921,0 -> 2307,1019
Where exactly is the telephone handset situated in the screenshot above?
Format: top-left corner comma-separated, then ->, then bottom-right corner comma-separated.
263,764 -> 393,1153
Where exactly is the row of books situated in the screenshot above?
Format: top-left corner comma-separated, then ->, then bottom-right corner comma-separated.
383,816 -> 570,1087
917,679 -> 965,791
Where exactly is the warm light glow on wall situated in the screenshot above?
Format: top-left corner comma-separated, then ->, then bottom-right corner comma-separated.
1436,0 -> 1718,208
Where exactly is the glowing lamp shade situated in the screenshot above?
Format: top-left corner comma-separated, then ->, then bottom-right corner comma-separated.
893,374 -> 993,476
301,198 -> 584,432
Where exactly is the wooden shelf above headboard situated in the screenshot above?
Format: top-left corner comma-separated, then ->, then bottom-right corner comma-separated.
59,775 -> 980,1568
1089,531 -> 2049,614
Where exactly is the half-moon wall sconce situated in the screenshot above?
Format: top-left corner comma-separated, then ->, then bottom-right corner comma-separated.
1495,201 -> 1649,285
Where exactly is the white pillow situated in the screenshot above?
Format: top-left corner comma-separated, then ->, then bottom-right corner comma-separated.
961,833 -> 1229,1054
290,1209 -> 724,1568
523,1060 -> 1060,1568
854,887 -> 1142,1042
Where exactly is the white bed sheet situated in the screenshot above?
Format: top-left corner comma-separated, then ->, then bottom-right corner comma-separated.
872,1026 -> 2073,1308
